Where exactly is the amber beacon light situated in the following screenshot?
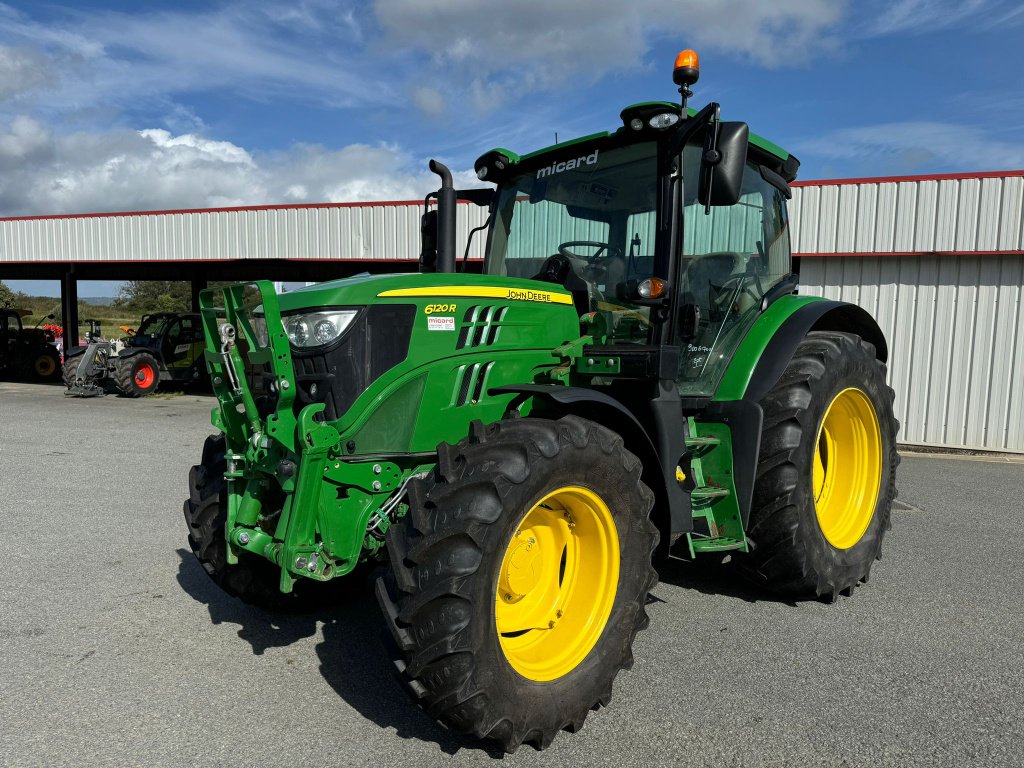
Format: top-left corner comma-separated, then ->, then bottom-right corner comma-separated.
673,49 -> 700,87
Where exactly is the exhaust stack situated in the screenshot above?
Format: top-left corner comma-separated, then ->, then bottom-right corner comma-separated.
429,159 -> 457,274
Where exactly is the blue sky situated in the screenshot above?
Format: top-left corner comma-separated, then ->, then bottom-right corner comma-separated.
2,0 -> 1023,296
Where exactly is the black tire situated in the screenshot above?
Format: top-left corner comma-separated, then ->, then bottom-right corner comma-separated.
183,434 -> 340,612
115,352 -> 160,397
31,348 -> 62,381
62,355 -> 80,388
376,416 -> 659,753
740,330 -> 899,599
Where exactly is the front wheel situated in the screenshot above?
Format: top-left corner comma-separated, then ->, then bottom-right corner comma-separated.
376,416 -> 658,753
740,330 -> 898,599
183,434 -> 343,612
115,353 -> 160,397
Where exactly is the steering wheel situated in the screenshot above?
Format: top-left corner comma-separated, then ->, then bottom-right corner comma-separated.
558,240 -> 622,264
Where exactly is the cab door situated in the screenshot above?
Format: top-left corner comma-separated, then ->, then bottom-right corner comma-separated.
163,317 -> 195,369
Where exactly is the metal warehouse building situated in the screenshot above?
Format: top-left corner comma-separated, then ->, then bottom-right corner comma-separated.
1,170 -> 1022,453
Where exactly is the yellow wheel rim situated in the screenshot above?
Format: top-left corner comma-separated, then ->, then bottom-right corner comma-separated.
495,486 -> 619,682
812,387 -> 883,549
35,355 -> 56,376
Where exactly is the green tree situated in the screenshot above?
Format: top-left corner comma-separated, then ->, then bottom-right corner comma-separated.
0,280 -> 20,307
114,281 -> 191,313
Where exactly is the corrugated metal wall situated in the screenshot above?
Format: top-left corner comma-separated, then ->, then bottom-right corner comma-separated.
0,203 -> 487,263
790,174 -> 1024,255
791,174 -> 1024,453
799,254 -> 1024,453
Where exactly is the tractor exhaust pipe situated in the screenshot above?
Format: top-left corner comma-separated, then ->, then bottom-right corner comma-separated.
429,159 -> 457,274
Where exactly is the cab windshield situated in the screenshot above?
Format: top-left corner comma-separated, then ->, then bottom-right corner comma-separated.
486,141 -> 659,343
134,315 -> 169,345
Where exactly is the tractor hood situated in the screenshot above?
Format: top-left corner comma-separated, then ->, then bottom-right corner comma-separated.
277,272 -> 573,314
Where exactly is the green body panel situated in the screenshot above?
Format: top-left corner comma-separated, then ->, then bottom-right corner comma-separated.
201,275 -> 582,589
713,295 -> 827,401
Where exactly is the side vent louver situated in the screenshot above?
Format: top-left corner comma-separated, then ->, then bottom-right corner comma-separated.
457,305 -> 508,349
453,361 -> 494,406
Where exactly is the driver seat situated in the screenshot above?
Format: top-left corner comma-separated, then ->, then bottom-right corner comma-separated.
531,254 -> 593,317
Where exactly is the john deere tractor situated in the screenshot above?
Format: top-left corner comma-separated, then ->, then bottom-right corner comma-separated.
184,50 -> 897,752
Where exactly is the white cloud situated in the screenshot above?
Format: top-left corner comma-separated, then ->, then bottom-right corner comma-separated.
0,116 -> 478,215
856,0 -> 1020,35
0,45 -> 52,99
411,86 -> 445,118
800,121 -> 1024,173
375,0 -> 844,86
0,2 -> 390,116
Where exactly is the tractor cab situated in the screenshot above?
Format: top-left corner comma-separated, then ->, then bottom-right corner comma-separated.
128,312 -> 203,370
475,102 -> 797,398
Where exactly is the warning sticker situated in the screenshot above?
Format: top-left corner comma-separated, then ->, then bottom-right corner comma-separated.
427,316 -> 456,331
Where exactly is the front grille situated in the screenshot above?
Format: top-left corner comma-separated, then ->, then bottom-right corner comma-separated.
292,304 -> 415,421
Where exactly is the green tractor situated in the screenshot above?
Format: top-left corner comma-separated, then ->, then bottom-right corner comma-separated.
184,50 -> 897,753
64,312 -> 206,397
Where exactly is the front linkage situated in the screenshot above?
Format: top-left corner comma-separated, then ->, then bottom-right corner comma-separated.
194,281 -> 436,595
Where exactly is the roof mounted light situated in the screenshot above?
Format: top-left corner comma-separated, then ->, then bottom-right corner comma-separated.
673,49 -> 700,88
648,112 -> 679,130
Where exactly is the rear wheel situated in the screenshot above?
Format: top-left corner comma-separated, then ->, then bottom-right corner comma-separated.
740,331 -> 898,599
183,434 -> 341,612
376,416 -> 658,753
115,353 -> 160,396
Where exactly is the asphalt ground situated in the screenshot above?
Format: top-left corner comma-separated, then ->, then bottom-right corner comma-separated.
1,381 -> 1021,768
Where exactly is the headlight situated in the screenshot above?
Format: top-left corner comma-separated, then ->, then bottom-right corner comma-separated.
283,310 -> 359,349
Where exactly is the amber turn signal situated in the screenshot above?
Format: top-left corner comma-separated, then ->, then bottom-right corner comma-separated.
637,277 -> 666,299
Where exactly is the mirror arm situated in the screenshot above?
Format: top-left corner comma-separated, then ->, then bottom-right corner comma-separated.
702,104 -> 722,215
667,102 -> 719,158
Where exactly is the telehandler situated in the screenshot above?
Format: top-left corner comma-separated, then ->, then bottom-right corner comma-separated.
184,50 -> 897,752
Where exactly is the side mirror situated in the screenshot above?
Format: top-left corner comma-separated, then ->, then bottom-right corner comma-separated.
419,209 -> 438,273
698,121 -> 748,207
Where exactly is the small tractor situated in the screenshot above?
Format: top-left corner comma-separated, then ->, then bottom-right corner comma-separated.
183,50 -> 898,752
0,307 -> 62,382
64,312 -> 206,397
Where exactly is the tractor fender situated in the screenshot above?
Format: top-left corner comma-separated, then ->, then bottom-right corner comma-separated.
115,346 -> 153,361
64,346 -> 87,360
707,298 -> 887,528
742,300 -> 887,404
490,384 -> 689,547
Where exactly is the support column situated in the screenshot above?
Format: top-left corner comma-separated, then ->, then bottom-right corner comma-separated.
190,271 -> 208,313
61,268 -> 79,348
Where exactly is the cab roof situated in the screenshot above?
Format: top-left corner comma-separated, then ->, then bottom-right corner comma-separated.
475,101 -> 799,183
